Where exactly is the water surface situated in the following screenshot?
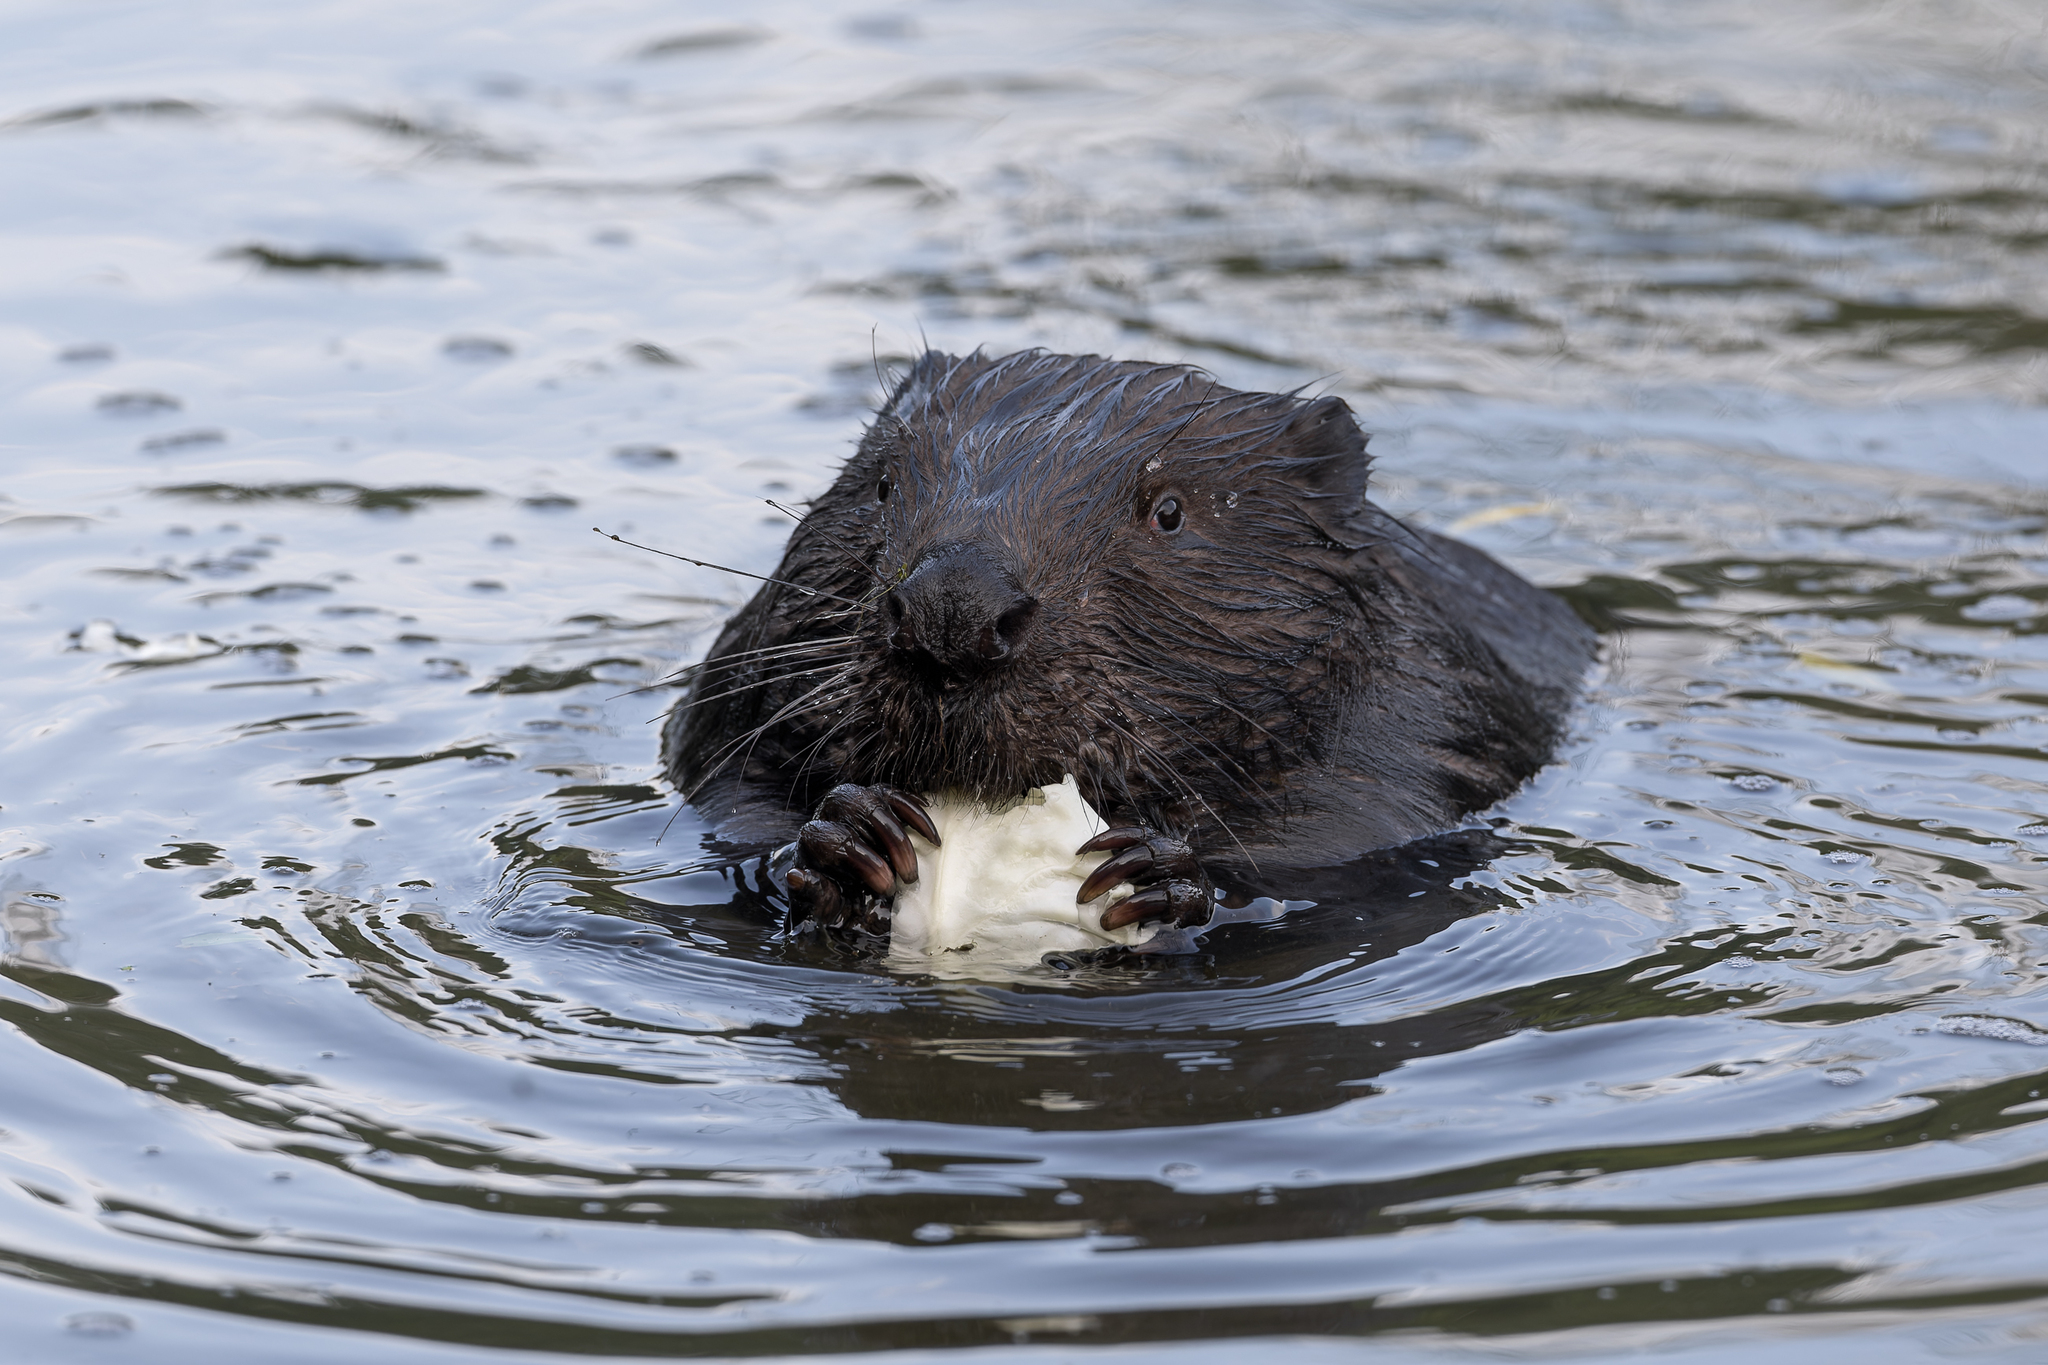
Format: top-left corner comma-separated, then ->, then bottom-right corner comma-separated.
5,1 -> 2048,1360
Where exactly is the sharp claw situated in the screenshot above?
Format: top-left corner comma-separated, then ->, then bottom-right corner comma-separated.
880,831 -> 917,884
1102,884 -> 1171,930
839,838 -> 896,897
1076,826 -> 1152,856
1078,844 -> 1155,903
883,788 -> 941,846
867,805 -> 918,884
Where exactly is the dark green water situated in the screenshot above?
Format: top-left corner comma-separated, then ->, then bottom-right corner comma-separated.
4,1 -> 2048,1360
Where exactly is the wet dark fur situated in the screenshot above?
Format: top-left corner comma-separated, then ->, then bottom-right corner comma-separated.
662,349 -> 1595,875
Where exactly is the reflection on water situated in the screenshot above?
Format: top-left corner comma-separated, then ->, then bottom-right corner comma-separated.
4,0 -> 2048,1360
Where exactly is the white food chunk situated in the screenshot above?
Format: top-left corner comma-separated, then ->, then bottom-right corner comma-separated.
888,776 -> 1151,966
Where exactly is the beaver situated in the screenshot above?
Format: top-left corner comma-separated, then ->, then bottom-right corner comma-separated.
662,348 -> 1595,935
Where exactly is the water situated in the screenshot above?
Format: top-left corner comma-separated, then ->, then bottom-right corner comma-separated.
4,0 -> 2048,1359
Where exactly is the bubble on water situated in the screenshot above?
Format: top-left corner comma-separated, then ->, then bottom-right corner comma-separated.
1730,774 -> 1778,792
635,27 -> 771,59
443,336 -> 514,362
1823,1067 -> 1864,1085
2018,823 -> 2048,836
65,1312 -> 133,1337
613,443 -> 677,467
1824,849 -> 1863,864
623,341 -> 686,366
97,390 -> 182,416
230,243 -> 442,272
1936,1014 -> 2048,1045
141,427 -> 227,453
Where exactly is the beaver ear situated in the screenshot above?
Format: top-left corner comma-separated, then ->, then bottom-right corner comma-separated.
1282,395 -> 1371,509
877,349 -> 957,420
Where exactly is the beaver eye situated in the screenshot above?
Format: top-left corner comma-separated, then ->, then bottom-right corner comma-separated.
1150,495 -> 1184,535
877,476 -> 892,503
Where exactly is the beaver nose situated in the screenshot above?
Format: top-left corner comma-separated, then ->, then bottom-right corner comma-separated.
885,543 -> 1038,677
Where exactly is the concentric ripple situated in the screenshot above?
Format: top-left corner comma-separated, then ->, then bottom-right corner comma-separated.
5,1 -> 2048,1361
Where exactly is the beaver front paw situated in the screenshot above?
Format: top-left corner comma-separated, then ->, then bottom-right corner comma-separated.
785,783 -> 938,930
1074,826 -> 1214,931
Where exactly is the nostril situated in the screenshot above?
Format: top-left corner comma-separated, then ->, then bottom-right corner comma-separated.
973,600 -> 1038,661
995,599 -> 1038,647
885,592 -> 919,651
975,601 -> 1035,663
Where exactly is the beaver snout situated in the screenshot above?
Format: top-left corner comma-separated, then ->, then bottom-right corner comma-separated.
886,543 -> 1038,678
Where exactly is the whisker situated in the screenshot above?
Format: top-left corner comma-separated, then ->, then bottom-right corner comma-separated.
765,499 -> 886,586
1093,708 -> 1258,872
781,704 -> 866,812
595,527 -> 871,609
620,641 -> 860,705
1107,658 -> 1300,789
1131,701 -> 1271,805
667,635 -> 860,678
680,666 -> 863,805
666,660 -> 859,716
643,637 -> 859,698
725,677 -> 865,813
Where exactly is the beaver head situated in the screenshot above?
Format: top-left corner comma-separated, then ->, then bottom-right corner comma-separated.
682,348 -> 1380,840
